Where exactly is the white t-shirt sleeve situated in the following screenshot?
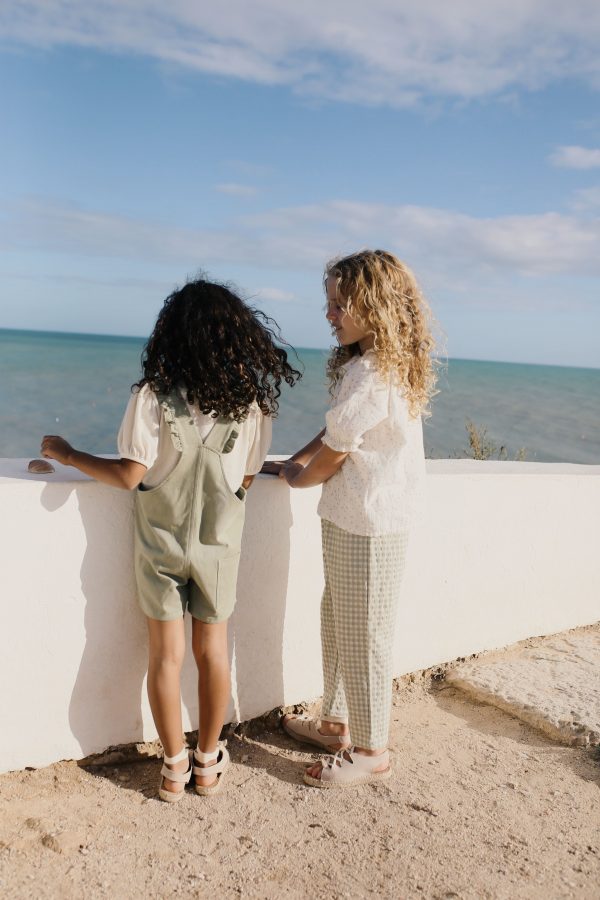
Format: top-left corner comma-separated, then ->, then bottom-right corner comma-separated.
244,408 -> 272,475
322,357 -> 390,453
117,384 -> 161,468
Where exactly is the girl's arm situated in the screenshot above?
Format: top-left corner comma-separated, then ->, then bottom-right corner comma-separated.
280,442 -> 348,488
289,428 -> 326,465
41,435 -> 147,490
261,428 -> 326,475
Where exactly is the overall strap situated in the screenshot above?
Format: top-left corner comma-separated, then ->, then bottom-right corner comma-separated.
157,390 -> 197,452
158,391 -> 241,454
203,416 -> 241,454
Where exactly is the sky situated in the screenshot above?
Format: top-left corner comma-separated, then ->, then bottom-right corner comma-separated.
1,1 -> 600,367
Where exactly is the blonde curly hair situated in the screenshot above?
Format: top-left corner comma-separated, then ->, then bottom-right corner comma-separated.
325,249 -> 437,418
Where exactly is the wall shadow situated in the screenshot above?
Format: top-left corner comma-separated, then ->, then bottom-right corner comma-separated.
37,473 -> 293,758
432,683 -> 600,790
40,480 -> 148,756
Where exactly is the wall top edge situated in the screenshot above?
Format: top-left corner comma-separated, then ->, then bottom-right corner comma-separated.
424,459 -> 600,476
1,456 -> 599,486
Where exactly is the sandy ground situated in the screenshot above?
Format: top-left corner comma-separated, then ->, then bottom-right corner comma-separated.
1,676 -> 599,900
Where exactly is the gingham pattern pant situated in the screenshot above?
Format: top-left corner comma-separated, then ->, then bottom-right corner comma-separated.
320,519 -> 409,749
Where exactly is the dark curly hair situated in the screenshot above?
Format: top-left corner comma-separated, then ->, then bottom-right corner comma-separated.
135,276 -> 302,419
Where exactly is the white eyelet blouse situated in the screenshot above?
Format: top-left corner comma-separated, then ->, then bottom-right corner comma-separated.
117,384 -> 272,492
317,351 -> 425,536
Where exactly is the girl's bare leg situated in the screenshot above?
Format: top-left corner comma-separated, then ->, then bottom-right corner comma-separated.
316,720 -> 350,745
191,619 -> 231,788
146,617 -> 188,795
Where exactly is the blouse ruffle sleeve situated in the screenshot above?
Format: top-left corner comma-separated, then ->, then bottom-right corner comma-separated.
322,356 -> 390,453
244,405 -> 273,475
117,384 -> 161,469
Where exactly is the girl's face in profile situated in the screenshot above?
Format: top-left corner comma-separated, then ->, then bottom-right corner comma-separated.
325,276 -> 374,352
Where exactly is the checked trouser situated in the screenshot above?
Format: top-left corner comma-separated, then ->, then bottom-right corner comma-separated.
320,519 -> 409,749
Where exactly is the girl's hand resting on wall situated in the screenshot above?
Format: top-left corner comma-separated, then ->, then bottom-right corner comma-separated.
40,436 -> 147,489
279,460 -> 304,484
41,435 -> 74,466
260,460 -> 284,476
260,459 -> 303,482
261,444 -> 346,489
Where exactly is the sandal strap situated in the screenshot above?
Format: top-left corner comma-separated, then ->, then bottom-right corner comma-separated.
323,747 -> 353,770
320,746 -> 390,783
163,746 -> 189,765
160,759 -> 193,784
284,715 -> 350,747
192,746 -> 230,777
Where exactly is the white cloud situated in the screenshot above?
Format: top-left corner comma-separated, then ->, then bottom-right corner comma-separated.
243,201 -> 600,278
254,287 -> 296,303
570,185 -> 600,210
214,183 -> 258,197
2,1 -> 600,106
4,196 -> 600,291
1,269 -> 175,292
550,146 -> 600,169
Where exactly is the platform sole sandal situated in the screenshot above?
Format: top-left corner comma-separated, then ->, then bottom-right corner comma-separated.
192,743 -> 230,796
303,747 -> 391,789
158,747 -> 192,802
282,715 -> 351,752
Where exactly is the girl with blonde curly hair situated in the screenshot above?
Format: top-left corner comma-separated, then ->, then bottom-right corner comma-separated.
265,249 -> 436,788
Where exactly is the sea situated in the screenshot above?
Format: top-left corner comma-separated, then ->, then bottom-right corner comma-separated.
1,328 -> 599,464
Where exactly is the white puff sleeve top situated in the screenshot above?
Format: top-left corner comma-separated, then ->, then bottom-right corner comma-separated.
317,351 -> 425,536
117,383 -> 272,492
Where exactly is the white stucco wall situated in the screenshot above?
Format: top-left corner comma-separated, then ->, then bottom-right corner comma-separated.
1,458 -> 599,773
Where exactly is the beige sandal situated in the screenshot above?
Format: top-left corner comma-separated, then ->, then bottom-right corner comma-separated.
158,747 -> 192,802
282,715 -> 350,751
303,746 -> 391,789
192,743 -> 230,796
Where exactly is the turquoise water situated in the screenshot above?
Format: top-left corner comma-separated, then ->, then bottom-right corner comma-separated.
424,358 -> 600,463
1,328 -> 599,463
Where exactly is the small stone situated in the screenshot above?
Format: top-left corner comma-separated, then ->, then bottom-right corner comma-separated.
41,831 -> 86,855
28,459 -> 55,474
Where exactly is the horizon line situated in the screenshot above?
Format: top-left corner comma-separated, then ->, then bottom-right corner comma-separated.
0,325 -> 598,373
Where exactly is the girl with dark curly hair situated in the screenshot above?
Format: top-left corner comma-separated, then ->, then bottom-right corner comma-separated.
42,276 -> 301,801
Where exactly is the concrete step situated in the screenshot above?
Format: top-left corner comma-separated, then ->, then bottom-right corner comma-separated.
447,627 -> 600,746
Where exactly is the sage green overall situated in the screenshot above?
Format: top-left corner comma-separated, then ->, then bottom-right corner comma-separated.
134,391 -> 246,623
